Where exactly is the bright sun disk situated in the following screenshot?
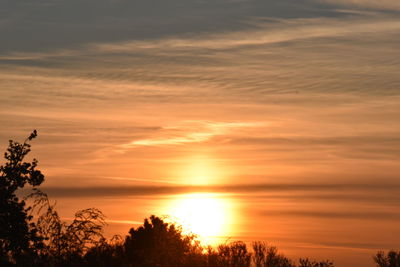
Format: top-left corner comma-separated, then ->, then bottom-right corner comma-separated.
165,193 -> 233,245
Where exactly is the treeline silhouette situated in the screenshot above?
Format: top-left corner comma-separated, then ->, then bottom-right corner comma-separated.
1,131 -> 399,267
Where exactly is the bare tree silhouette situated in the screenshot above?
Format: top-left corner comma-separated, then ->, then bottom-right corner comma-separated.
28,190 -> 106,266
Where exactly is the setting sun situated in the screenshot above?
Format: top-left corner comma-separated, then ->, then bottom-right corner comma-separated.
164,193 -> 234,245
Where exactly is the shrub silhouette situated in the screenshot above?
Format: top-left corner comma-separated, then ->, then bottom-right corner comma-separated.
373,250 -> 400,267
252,241 -> 295,267
298,258 -> 334,267
29,190 -> 106,266
207,241 -> 251,267
83,235 -> 124,267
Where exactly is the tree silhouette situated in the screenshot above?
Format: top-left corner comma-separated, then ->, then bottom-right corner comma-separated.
252,241 -> 295,267
123,215 -> 202,267
0,130 -> 44,265
83,235 -> 124,267
0,131 -> 107,267
298,258 -> 334,267
373,250 -> 400,267
207,241 -> 251,267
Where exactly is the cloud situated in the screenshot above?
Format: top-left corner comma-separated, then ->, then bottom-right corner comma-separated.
1,7 -> 400,187
319,0 -> 400,11
2,13 -> 400,106
92,16 -> 400,52
0,0 -> 339,53
40,182 -> 400,197
225,135 -> 400,160
260,209 -> 400,220
119,121 -> 259,148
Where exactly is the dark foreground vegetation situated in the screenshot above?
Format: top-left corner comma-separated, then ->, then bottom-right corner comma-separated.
1,131 -> 399,267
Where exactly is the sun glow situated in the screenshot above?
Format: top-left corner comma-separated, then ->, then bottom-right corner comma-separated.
176,156 -> 227,185
165,193 -> 234,245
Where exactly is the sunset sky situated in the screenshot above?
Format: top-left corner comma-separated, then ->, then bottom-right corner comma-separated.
1,0 -> 400,266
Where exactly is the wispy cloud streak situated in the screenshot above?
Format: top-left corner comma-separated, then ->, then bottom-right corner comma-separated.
119,121 -> 259,148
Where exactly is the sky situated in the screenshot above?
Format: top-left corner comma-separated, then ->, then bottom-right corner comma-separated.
1,0 -> 400,266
